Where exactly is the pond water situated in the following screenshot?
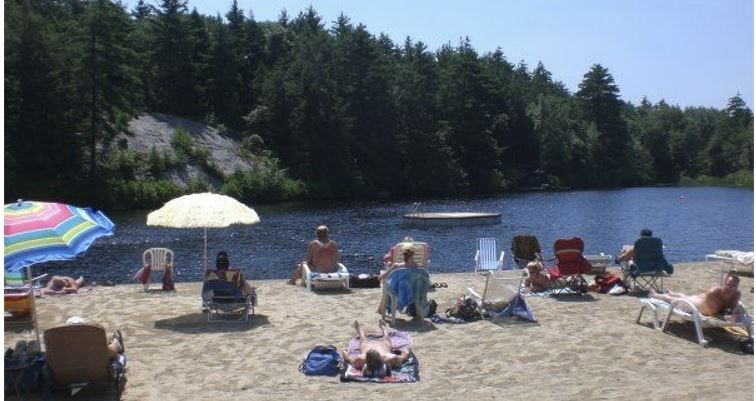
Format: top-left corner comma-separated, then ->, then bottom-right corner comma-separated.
32,186 -> 753,283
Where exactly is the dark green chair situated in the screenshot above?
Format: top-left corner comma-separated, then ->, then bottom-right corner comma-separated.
628,237 -> 674,292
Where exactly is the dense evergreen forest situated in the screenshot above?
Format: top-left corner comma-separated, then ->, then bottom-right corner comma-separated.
5,0 -> 754,208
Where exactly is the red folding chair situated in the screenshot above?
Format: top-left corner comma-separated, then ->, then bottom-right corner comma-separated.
546,237 -> 593,294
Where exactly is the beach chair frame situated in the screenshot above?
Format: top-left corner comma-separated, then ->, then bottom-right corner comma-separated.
510,235 -> 542,269
623,237 -> 673,293
301,263 -> 350,292
385,241 -> 432,270
467,269 -> 525,318
382,268 -> 430,325
141,248 -> 174,292
475,238 -> 505,274
202,275 -> 255,323
637,298 -> 753,347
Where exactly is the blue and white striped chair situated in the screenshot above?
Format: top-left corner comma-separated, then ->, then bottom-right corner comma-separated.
474,238 -> 505,275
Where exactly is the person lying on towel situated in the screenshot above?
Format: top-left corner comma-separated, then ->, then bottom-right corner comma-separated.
651,272 -> 741,319
340,320 -> 411,378
43,275 -> 86,295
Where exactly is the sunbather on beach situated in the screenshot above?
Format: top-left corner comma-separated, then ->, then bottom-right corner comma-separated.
340,320 -> 410,378
380,244 -> 419,281
376,245 -> 421,314
43,275 -> 85,295
207,251 -> 255,297
287,225 -> 340,285
651,272 -> 741,318
524,261 -> 551,292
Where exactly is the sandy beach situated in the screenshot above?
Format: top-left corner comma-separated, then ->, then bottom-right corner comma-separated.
5,261 -> 753,401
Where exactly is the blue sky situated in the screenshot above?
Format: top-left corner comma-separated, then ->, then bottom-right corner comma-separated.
127,0 -> 754,109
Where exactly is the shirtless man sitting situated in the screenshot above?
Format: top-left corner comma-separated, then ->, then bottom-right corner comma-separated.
43,276 -> 86,295
651,272 -> 742,318
340,320 -> 410,378
287,225 -> 340,285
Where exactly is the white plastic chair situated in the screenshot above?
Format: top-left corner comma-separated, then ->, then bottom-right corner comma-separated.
384,241 -> 431,269
637,298 -> 753,347
141,248 -> 174,291
301,263 -> 350,292
475,238 -> 505,274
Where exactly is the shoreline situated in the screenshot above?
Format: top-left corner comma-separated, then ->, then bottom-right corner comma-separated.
5,261 -> 753,401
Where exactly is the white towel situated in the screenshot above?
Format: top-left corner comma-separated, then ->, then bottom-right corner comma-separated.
715,250 -> 754,265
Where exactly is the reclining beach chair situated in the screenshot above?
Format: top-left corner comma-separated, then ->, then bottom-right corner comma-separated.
636,298 -> 753,347
475,238 -> 505,274
511,235 -> 542,269
301,263 -> 350,292
623,237 -> 673,293
44,323 -> 126,400
467,268 -> 528,319
384,240 -> 431,269
546,237 -> 593,294
381,268 -> 430,325
202,269 -> 256,322
141,248 -> 174,291
5,267 -> 46,323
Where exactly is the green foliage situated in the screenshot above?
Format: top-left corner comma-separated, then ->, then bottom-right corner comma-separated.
679,170 -> 753,189
222,168 -> 305,203
5,0 -> 753,207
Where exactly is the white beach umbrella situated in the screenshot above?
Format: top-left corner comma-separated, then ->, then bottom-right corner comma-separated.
146,192 -> 260,270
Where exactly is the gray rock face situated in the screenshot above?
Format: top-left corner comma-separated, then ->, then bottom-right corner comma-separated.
117,113 -> 254,189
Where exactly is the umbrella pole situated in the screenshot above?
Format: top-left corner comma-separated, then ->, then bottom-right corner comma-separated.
203,227 -> 208,271
27,266 -> 41,347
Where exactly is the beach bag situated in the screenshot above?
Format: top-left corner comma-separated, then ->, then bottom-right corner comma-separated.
594,272 -> 623,293
349,273 -> 381,288
299,346 -> 342,376
446,295 -> 482,322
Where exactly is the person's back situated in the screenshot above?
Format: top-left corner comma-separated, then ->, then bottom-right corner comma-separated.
308,239 -> 339,273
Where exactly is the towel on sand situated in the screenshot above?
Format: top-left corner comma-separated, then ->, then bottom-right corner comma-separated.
341,330 -> 418,383
341,351 -> 419,383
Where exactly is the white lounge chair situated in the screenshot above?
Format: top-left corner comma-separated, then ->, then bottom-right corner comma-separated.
636,298 -> 753,347
475,238 -> 505,275
301,263 -> 350,292
467,269 -> 525,318
141,248 -> 174,291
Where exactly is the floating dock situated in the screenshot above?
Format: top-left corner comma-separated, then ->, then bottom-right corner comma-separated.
402,212 -> 502,228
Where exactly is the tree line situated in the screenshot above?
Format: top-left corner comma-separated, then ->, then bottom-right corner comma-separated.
5,0 -> 753,208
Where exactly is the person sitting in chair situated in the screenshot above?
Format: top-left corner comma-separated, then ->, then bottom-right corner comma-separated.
651,272 -> 742,318
376,245 -> 423,316
524,261 -> 551,292
340,320 -> 411,378
206,251 -> 255,297
616,228 -> 654,264
43,276 -> 86,295
288,225 -> 340,285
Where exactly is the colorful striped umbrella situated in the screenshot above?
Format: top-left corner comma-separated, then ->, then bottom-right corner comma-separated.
4,200 -> 116,272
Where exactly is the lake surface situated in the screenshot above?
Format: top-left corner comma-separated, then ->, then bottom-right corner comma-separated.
32,187 -> 753,284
